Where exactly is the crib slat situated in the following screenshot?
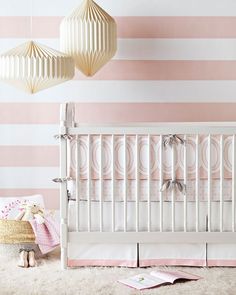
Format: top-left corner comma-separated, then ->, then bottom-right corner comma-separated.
171,145 -> 175,232
111,135 -> 115,232
124,134 -> 127,232
75,135 -> 80,232
159,135 -> 163,232
208,135 -> 212,232
148,135 -> 151,232
136,135 -> 139,232
232,135 -> 236,232
220,135 -> 224,232
195,135 -> 199,232
184,135 -> 187,232
99,134 -> 103,232
87,134 -> 91,232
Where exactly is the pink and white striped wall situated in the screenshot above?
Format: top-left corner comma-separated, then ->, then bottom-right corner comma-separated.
1,0 -> 236,209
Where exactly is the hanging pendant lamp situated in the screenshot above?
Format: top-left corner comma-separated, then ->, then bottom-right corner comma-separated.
60,0 -> 117,77
0,41 -> 75,94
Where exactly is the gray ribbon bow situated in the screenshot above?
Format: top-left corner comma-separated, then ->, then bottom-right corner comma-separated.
54,134 -> 74,140
163,134 -> 185,148
52,177 -> 72,183
160,179 -> 186,195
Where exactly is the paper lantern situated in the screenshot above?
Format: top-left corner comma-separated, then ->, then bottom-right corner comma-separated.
0,41 -> 75,94
60,0 -> 117,76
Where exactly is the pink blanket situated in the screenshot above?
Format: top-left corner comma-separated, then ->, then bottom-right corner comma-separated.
30,215 -> 60,254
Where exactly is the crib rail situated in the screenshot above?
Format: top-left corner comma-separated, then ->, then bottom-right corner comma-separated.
68,124 -> 236,135
69,232 -> 236,244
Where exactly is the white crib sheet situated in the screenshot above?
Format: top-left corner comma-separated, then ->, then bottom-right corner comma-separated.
68,200 -> 234,232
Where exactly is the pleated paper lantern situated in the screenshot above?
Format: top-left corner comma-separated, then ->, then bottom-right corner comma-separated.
60,0 -> 117,76
0,41 -> 75,94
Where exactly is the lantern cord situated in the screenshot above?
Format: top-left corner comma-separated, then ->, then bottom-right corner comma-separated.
30,0 -> 33,38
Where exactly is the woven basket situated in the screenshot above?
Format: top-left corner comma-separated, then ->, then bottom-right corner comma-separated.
0,219 -> 35,244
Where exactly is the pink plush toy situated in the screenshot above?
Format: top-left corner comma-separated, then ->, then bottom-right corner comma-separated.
15,203 -> 45,224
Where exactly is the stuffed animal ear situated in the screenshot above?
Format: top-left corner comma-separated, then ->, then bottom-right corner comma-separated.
15,211 -> 25,221
19,203 -> 27,209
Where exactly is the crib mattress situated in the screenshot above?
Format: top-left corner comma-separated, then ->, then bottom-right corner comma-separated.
68,200 -> 234,232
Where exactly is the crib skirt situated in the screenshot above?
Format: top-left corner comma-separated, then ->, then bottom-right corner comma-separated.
67,200 -> 236,267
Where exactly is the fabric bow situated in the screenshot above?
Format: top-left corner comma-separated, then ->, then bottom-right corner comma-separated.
160,179 -> 186,195
52,177 -> 72,183
163,134 -> 185,148
54,134 -> 74,140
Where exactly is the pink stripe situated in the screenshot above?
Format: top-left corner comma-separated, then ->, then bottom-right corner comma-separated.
140,259 -> 206,267
75,60 -> 236,80
0,146 -> 59,167
207,259 -> 236,266
118,16 -> 236,39
0,16 -> 31,38
1,16 -> 236,38
0,103 -> 59,124
3,103 -> 236,124
68,259 -> 137,267
0,16 -> 61,38
0,189 -> 59,209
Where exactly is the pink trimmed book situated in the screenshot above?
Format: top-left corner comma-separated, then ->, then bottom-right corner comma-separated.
118,270 -> 201,290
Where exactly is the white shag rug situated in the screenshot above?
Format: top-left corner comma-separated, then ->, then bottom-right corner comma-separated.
1,249 -> 236,295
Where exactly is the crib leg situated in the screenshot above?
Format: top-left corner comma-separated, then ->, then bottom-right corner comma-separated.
61,248 -> 67,270
61,220 -> 68,270
61,249 -> 67,269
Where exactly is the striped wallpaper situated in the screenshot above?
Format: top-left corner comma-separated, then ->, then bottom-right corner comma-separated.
1,0 -> 236,209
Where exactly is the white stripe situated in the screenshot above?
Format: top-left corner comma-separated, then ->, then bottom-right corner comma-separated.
1,81 -> 236,103
2,39 -> 236,61
1,0 -> 236,16
0,167 -> 58,189
0,125 -> 57,146
117,39 -> 236,61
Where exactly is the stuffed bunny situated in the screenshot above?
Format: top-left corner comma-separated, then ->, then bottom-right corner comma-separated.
15,203 -> 45,224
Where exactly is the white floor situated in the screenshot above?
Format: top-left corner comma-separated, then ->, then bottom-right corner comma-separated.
1,248 -> 236,295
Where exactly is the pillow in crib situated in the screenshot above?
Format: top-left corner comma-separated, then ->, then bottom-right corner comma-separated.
0,194 -> 45,220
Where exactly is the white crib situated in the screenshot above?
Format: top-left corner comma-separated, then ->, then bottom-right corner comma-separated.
56,103 -> 236,269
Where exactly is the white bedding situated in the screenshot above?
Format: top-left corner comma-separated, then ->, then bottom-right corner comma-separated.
68,200 -> 234,232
